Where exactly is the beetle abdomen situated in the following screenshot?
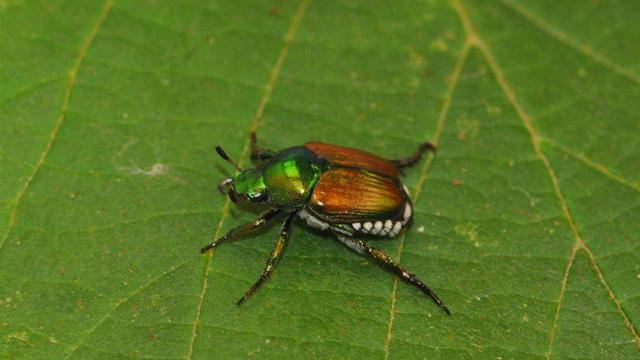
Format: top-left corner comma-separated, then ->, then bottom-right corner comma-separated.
349,201 -> 412,238
302,141 -> 417,238
299,202 -> 411,239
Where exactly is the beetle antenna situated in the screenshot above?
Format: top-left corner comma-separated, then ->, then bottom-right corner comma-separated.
216,145 -> 241,171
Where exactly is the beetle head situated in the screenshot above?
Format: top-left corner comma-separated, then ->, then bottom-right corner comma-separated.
216,145 -> 267,204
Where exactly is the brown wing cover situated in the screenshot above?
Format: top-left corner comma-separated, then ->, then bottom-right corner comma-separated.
309,168 -> 405,222
304,142 -> 398,179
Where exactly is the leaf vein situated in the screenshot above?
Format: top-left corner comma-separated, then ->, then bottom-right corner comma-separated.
0,0 -> 114,253
542,138 -> 640,192
63,258 -> 193,359
0,76 -> 64,107
382,42 -> 472,359
499,0 -> 640,84
450,0 -> 640,354
184,1 -> 310,358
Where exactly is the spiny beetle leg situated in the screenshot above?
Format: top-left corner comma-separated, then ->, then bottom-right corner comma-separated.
390,142 -> 436,169
335,234 -> 451,315
200,208 -> 281,253
237,211 -> 297,305
250,132 -> 276,162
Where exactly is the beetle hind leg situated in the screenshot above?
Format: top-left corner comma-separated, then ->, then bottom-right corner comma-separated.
333,234 -> 450,315
390,142 -> 436,169
237,211 -> 297,305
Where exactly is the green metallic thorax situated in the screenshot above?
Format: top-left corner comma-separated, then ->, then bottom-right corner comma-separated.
232,146 -> 328,208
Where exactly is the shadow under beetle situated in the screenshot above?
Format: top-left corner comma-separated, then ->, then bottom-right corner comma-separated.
201,133 -> 450,315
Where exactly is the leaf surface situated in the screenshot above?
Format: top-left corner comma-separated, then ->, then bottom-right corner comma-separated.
0,0 -> 638,359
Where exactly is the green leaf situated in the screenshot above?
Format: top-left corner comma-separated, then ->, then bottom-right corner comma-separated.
1,0 -> 638,358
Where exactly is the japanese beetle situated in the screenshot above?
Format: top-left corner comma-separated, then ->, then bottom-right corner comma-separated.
201,133 -> 450,315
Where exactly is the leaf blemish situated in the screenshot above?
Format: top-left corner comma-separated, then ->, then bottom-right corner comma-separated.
515,187 -> 540,207
110,139 -> 169,177
3,331 -> 28,343
125,163 -> 169,177
484,103 -> 502,115
456,115 -> 479,142
455,223 -> 480,247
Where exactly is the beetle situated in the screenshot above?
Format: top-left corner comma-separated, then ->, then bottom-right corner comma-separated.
201,133 -> 450,315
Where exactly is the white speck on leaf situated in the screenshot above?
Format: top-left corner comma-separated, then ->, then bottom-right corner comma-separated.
515,187 -> 539,207
485,103 -> 502,115
455,223 -> 480,247
3,331 -> 28,342
125,163 -> 169,177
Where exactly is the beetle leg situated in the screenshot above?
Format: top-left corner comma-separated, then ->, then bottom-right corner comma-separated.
250,132 -> 275,162
200,208 -> 281,253
334,234 -> 451,315
236,211 -> 297,305
390,142 -> 436,169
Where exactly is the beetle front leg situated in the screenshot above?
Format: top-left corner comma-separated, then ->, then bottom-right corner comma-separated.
250,132 -> 275,162
390,142 -> 436,169
200,208 -> 281,253
236,211 -> 297,305
334,234 -> 450,315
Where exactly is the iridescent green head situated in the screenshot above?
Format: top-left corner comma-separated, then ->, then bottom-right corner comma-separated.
215,146 -> 266,203
230,169 -> 267,202
216,145 -> 327,208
